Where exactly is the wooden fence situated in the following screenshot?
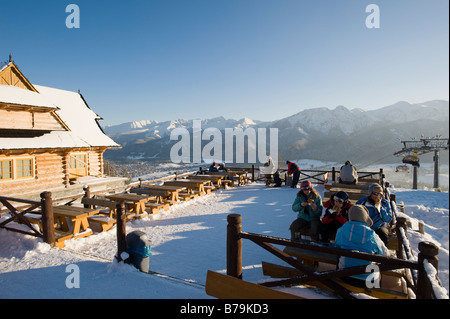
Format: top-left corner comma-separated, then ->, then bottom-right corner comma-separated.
0,192 -> 55,245
226,213 -> 443,299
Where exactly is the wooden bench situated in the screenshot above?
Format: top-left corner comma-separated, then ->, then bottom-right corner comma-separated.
281,246 -> 408,298
54,229 -> 74,248
178,191 -> 195,201
204,185 -> 216,194
221,180 -> 234,188
87,215 -> 116,232
145,202 -> 170,215
81,197 -> 118,231
241,176 -> 250,185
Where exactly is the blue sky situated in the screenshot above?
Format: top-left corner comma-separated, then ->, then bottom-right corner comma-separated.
1,0 -> 448,126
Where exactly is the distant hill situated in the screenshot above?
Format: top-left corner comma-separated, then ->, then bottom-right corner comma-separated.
103,100 -> 449,166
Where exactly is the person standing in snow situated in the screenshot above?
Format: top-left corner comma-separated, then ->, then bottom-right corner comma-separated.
286,160 -> 301,188
339,161 -> 358,184
289,181 -> 323,241
356,183 -> 392,246
319,191 -> 352,242
334,204 -> 388,287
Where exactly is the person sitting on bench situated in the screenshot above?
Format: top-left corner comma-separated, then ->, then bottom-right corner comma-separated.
289,181 -> 323,241
356,183 -> 392,246
334,205 -> 388,287
319,191 -> 352,243
339,161 -> 358,184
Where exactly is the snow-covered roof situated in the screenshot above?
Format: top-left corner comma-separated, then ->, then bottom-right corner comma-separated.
0,84 -> 119,150
0,85 -> 57,110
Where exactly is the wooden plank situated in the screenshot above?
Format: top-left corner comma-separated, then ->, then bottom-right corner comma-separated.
283,246 -> 338,265
358,178 -> 380,183
261,261 -> 303,278
82,197 -> 118,209
325,182 -> 374,191
261,261 -> 333,292
205,271 -> 303,299
333,279 -> 409,299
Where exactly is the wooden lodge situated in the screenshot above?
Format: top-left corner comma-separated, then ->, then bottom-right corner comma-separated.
0,57 -> 121,198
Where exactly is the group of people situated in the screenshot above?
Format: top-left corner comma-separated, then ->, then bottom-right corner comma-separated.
288,178 -> 393,286
209,162 -> 227,172
283,160 -> 358,187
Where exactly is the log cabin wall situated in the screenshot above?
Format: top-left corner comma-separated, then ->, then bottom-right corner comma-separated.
0,148 -> 106,196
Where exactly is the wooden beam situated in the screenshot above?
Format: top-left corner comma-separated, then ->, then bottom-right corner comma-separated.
205,271 -> 303,299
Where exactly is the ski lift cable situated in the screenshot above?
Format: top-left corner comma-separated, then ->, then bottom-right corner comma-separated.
360,152 -> 396,168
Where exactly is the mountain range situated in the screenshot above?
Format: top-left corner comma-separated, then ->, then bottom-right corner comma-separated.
102,100 -> 449,166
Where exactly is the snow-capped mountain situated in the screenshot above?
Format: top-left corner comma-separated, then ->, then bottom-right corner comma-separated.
103,100 -> 449,165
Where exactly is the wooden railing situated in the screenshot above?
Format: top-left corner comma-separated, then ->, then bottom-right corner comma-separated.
0,192 -> 55,245
226,213 -> 444,299
253,165 -> 384,185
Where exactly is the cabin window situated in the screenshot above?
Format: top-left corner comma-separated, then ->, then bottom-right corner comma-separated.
69,153 -> 88,178
17,158 -> 34,178
0,157 -> 34,181
0,160 -> 13,180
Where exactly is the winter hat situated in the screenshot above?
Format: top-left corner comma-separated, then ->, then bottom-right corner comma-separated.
348,205 -> 373,227
300,180 -> 312,189
368,183 -> 383,195
334,191 -> 349,202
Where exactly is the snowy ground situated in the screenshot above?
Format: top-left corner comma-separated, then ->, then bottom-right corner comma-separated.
0,177 -> 448,300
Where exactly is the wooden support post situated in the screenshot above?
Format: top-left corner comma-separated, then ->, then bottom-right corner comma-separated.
395,216 -> 407,259
40,191 -> 55,247
418,221 -> 425,234
227,214 -> 243,279
390,193 -> 396,203
116,203 -> 127,262
251,165 -> 255,182
416,241 -> 439,299
83,186 -> 91,208
332,167 -> 336,182
139,178 -> 142,188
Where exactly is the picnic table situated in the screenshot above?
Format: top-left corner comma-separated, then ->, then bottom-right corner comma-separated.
105,193 -> 153,219
228,169 -> 250,185
204,172 -> 236,187
189,175 -> 224,187
164,180 -> 208,196
142,184 -> 187,202
53,205 -> 100,239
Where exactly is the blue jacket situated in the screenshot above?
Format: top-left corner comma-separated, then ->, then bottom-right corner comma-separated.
356,197 -> 392,230
292,193 -> 323,222
334,221 -> 385,281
